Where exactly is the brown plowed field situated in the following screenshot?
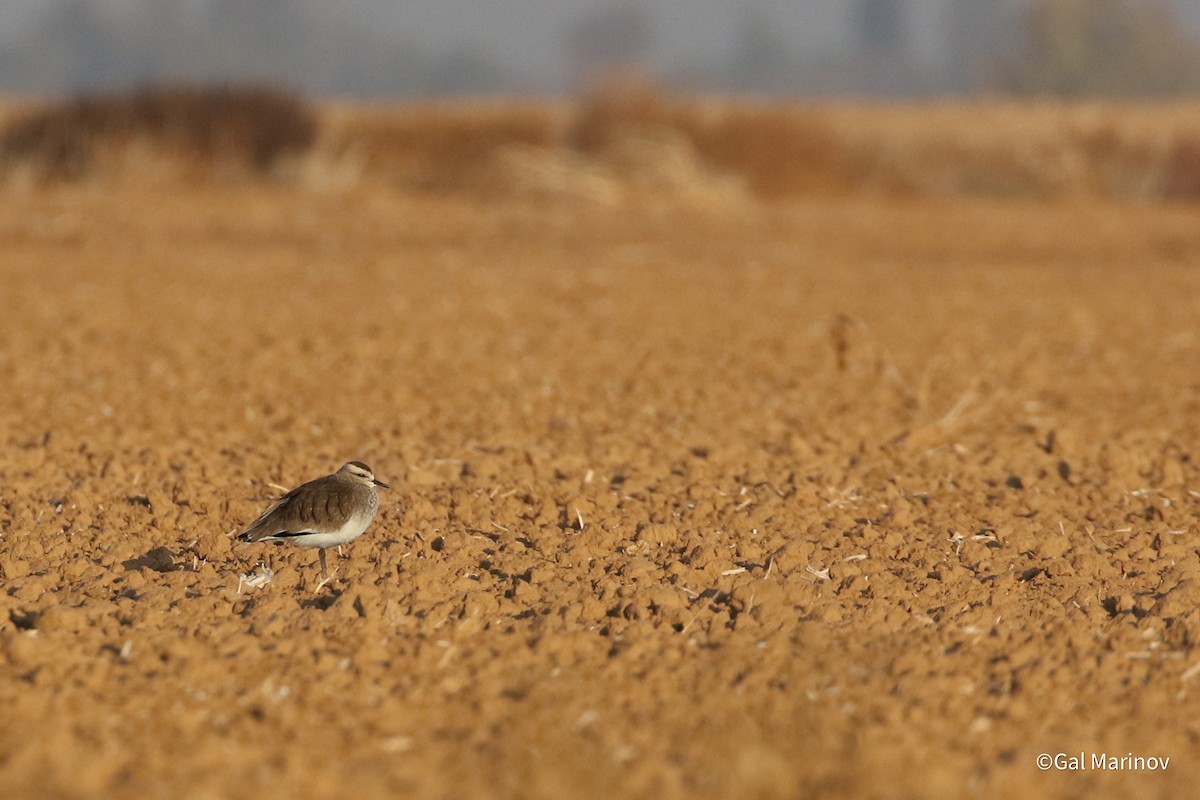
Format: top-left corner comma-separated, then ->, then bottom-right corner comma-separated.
2,105 -> 1200,799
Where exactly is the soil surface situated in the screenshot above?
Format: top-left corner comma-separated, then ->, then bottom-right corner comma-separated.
2,172 -> 1200,799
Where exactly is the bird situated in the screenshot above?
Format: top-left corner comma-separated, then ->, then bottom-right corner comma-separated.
236,461 -> 389,580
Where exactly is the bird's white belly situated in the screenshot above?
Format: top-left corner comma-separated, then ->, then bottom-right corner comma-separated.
291,512 -> 374,548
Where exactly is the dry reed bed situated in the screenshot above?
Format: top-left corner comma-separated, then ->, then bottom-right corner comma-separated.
3,88 -> 1200,200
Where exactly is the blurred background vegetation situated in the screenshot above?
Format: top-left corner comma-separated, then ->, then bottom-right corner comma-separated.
3,0 -> 1200,203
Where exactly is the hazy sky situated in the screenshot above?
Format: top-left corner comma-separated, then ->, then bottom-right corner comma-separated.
383,0 -> 846,76
3,0 -> 1199,96
0,0 -> 996,90
0,1 -> 44,38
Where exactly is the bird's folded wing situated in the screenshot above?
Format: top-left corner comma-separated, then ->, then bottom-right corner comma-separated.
239,480 -> 354,539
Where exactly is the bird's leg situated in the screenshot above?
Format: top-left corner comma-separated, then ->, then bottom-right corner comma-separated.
313,549 -> 339,593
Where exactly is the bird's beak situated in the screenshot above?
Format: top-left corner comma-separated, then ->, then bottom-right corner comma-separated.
373,479 -> 390,489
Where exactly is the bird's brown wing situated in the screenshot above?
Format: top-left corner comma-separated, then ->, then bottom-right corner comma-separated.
237,478 -> 355,541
